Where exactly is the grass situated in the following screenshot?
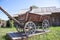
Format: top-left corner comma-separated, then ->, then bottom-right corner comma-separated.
28,26 -> 60,40
0,26 -> 60,40
0,27 -> 17,40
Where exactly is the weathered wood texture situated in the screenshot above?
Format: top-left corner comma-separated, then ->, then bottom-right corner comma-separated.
18,13 -> 50,22
6,30 -> 50,40
6,32 -> 28,40
50,12 -> 60,26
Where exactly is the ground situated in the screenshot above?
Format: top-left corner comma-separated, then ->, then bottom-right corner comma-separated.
0,26 -> 60,40
0,27 -> 17,40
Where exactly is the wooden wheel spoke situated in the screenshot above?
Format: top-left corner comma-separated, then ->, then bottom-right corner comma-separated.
42,19 -> 50,31
24,21 -> 36,35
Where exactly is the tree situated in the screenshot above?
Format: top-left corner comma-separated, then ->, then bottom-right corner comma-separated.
30,5 -> 39,9
10,20 -> 14,28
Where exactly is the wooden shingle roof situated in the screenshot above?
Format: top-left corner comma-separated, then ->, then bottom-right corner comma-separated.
14,6 -> 60,16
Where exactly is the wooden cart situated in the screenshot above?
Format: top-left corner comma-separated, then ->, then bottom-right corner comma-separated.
0,6 -> 50,35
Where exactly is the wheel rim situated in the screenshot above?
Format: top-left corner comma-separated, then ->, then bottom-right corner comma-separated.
42,19 -> 49,31
14,23 -> 22,32
24,21 -> 36,35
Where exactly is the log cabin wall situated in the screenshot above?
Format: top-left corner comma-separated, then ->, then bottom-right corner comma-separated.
51,12 -> 60,26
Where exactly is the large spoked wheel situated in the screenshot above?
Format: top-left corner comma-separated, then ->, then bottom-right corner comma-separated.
14,23 -> 22,32
24,21 -> 36,35
42,19 -> 50,31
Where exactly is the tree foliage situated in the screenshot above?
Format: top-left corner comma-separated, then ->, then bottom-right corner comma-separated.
31,5 -> 39,9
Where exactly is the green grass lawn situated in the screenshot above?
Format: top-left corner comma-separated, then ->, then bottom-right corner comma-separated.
0,26 -> 60,40
0,27 -> 17,40
28,26 -> 60,40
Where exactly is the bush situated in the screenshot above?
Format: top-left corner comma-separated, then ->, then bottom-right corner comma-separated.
6,20 -> 14,28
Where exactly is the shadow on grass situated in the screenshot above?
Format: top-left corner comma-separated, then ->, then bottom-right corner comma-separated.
51,26 -> 60,27
2,35 -> 8,40
2,35 -> 10,40
1,26 -> 15,28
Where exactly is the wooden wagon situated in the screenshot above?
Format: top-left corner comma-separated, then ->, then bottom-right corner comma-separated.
0,6 -> 50,35
14,9 -> 50,35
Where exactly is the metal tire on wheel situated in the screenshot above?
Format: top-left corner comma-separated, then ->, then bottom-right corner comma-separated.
14,23 -> 21,32
42,19 -> 50,31
24,21 -> 36,35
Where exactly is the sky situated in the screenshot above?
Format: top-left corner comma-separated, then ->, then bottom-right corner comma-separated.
0,0 -> 60,20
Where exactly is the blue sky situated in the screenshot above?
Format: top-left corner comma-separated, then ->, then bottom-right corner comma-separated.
0,0 -> 60,20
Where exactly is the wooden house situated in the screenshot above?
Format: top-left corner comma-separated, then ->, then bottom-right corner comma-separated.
0,19 -> 6,27
50,12 -> 60,26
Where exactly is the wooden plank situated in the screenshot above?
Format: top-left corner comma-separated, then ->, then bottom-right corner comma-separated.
6,30 -> 50,40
